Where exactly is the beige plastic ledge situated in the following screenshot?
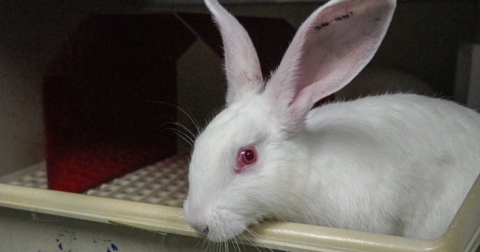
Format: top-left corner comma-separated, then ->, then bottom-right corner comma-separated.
0,176 -> 480,252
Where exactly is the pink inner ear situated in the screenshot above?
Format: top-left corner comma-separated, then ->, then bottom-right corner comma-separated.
265,0 -> 395,125
295,3 -> 356,91
290,0 -> 392,107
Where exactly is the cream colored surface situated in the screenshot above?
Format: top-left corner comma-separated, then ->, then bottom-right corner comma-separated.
0,173 -> 479,252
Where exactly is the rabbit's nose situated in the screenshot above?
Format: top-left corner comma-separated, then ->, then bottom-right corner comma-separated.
192,224 -> 209,236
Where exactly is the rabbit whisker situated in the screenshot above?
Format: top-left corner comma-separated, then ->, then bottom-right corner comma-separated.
162,127 -> 194,146
244,229 -> 275,252
239,234 -> 262,252
148,101 -> 202,134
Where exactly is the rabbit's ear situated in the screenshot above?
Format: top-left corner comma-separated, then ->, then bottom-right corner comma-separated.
266,0 -> 396,124
205,0 -> 264,105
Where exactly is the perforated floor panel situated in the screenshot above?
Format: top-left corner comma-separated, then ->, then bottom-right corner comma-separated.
1,153 -> 190,207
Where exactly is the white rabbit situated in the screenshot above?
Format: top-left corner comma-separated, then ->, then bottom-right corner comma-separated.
183,0 -> 480,242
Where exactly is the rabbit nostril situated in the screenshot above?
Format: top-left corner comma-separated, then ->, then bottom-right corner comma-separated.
202,226 -> 209,236
193,225 -> 209,236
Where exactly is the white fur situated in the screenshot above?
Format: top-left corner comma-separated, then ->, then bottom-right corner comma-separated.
184,0 -> 480,242
204,0 -> 264,105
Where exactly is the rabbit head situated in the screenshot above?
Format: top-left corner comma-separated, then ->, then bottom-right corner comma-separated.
183,0 -> 396,242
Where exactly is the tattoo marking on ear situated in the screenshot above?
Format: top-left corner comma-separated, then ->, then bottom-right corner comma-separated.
314,11 -> 353,31
315,22 -> 330,31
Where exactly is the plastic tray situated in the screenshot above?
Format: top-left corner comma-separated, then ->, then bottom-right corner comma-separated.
0,153 -> 479,252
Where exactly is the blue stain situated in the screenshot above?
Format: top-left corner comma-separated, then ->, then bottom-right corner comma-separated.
107,249 -> 111,252
56,239 -> 59,242
111,244 -> 118,251
58,243 -> 63,250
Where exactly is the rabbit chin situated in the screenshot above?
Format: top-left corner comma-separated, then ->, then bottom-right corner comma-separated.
205,208 -> 258,242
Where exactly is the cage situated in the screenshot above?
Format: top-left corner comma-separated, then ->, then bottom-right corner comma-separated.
0,0 -> 479,251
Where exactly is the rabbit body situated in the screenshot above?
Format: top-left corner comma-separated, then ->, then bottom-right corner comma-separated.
287,94 -> 480,239
186,92 -> 480,241
184,0 -> 480,242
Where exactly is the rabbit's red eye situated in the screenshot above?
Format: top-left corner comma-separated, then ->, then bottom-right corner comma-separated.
236,147 -> 257,173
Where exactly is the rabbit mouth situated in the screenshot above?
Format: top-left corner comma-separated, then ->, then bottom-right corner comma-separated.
205,208 -> 259,242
